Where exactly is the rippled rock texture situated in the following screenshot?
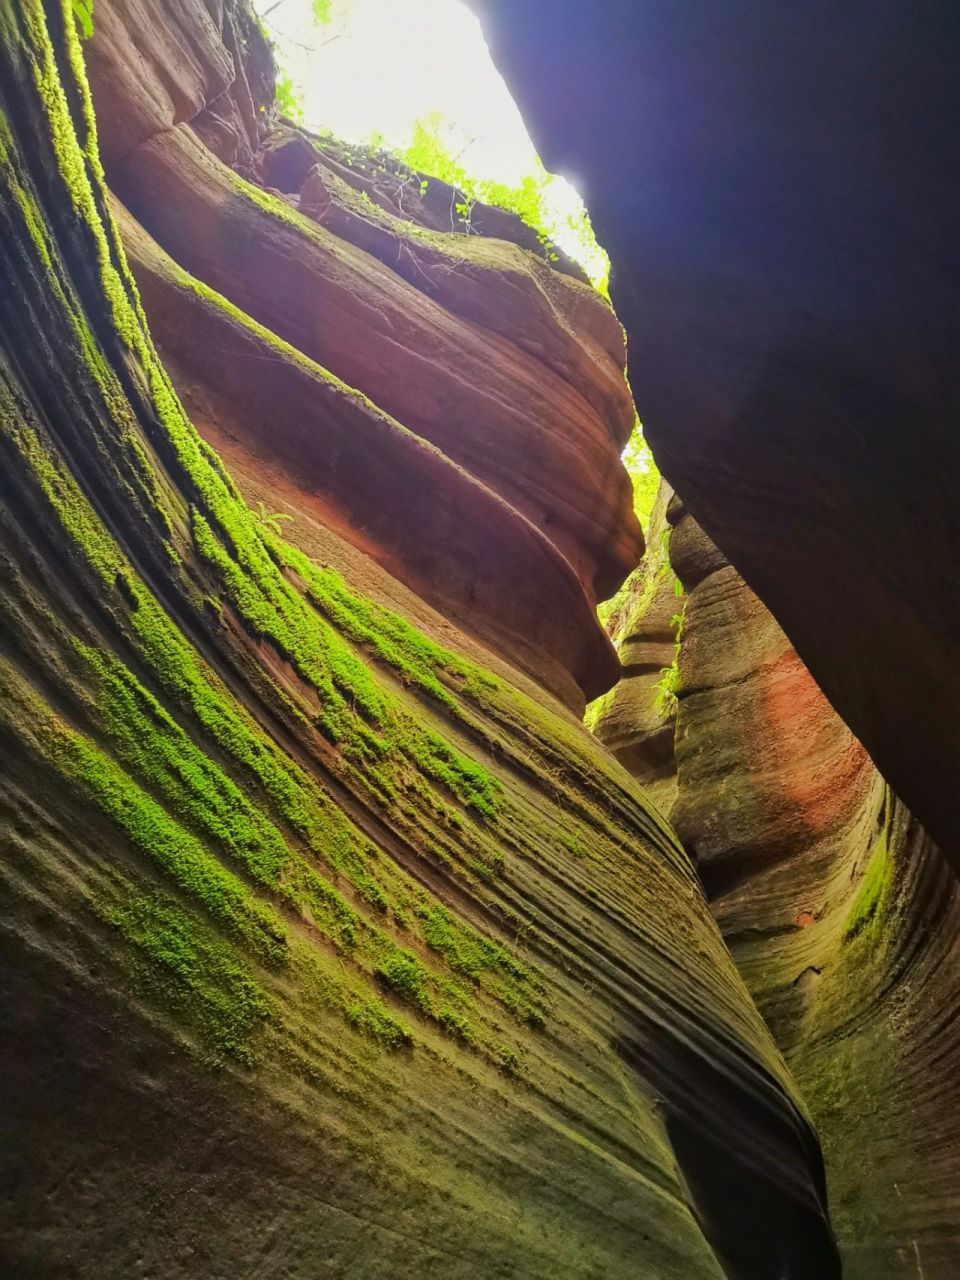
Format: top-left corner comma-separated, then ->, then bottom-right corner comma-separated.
596,491 -> 960,1276
0,3 -> 840,1277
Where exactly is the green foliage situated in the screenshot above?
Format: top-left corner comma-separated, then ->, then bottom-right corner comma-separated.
496,982 -> 546,1030
497,1044 -> 522,1074
396,114 -> 609,290
375,947 -> 429,1002
59,727 -> 289,964
275,73 -> 304,122
621,422 -> 661,536
5,0 -> 565,1075
594,424 -> 662,632
844,814 -> 894,942
373,943 -> 477,1042
79,646 -> 372,952
346,995 -> 413,1048
420,903 -> 526,984
437,1007 -> 474,1043
653,607 -> 685,719
266,540 -> 503,817
657,526 -> 684,597
253,499 -> 294,535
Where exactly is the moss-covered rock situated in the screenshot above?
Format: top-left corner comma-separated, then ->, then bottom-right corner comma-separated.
0,2 -> 839,1276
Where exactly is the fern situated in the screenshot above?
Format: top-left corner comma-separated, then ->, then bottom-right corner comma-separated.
253,501 -> 293,536
653,607 -> 686,719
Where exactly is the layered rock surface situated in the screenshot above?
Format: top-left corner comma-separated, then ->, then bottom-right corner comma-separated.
589,482 -> 682,815
87,0 -> 641,711
595,492 -> 960,1275
1,3 -> 842,1278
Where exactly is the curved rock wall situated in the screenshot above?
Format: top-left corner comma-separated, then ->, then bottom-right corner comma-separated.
596,489 -> 960,1275
589,482 -> 682,814
0,3 -> 841,1277
472,0 -> 960,872
86,0 -> 641,711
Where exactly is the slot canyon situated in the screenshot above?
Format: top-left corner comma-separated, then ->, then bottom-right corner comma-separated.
1,2 -> 957,1276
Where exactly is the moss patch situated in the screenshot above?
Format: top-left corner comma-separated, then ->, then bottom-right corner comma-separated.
97,887 -> 271,1065
844,822 -> 894,943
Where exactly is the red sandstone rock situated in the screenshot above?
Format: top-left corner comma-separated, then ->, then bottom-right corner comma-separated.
599,494 -> 960,1276
472,0 -> 960,872
117,202 -> 617,706
0,5 -> 844,1277
86,1 -> 642,705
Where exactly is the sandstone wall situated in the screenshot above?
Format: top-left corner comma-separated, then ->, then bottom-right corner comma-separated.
596,486 -> 960,1275
473,0 -> 960,870
0,3 -> 840,1277
86,0 -> 642,712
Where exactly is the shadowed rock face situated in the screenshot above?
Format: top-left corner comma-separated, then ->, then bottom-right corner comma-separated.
471,0 -> 960,870
596,495 -> 960,1275
0,2 -> 842,1278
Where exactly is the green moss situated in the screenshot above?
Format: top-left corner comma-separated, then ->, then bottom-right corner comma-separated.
345,995 -> 413,1049
497,1044 -> 523,1075
97,888 -> 270,1065
371,943 -> 477,1041
560,833 -> 586,860
653,606 -> 685,719
10,423 -> 124,582
420,903 -> 525,983
80,644 -> 370,950
1,3 -> 561,1072
75,643 -> 529,1034
0,446 -> 526,1033
191,512 -> 501,818
59,728 -> 288,964
70,1 -> 94,42
375,947 -> 429,1002
287,945 -> 416,1052
2,656 -> 287,973
286,542 -> 497,706
21,0 -> 140,360
437,1007 -> 474,1044
844,818 -> 894,943
496,982 -> 547,1031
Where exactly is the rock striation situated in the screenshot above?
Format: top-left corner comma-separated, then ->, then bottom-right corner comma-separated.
0,3 -> 842,1278
596,491 -> 960,1276
589,483 -> 682,815
86,0 -> 641,711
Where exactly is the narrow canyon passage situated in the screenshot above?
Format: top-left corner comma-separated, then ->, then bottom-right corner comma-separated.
1,3 -> 957,1278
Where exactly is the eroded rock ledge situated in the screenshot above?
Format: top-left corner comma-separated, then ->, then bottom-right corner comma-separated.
86,0 -> 641,711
